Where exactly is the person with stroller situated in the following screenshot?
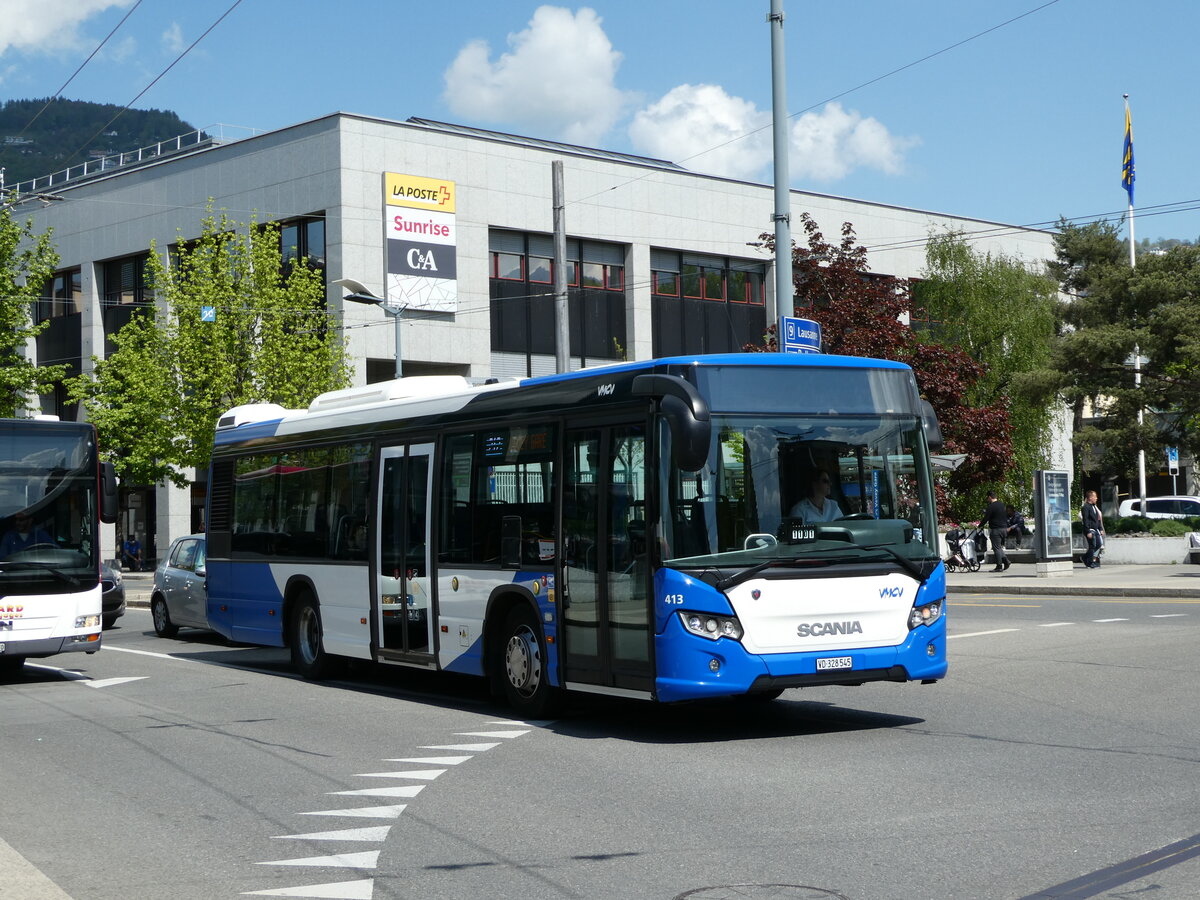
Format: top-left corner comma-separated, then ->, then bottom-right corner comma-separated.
979,490 -> 1010,572
1081,490 -> 1105,568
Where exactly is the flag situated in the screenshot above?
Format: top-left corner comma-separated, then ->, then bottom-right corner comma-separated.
1121,104 -> 1135,204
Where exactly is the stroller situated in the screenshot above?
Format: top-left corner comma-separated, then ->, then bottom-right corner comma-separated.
944,526 -> 982,572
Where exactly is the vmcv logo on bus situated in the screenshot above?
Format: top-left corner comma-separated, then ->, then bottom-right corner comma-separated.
879,586 -> 905,598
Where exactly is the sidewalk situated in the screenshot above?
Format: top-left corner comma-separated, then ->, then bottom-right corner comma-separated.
947,561 -> 1200,597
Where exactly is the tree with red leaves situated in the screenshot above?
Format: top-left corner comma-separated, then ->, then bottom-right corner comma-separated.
749,214 -> 1013,522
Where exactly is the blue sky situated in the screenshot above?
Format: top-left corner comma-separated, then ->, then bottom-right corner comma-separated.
2,0 -> 1197,244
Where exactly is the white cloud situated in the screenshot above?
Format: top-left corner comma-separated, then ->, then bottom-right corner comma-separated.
628,84 -> 917,185
628,83 -> 772,180
443,5 -> 629,146
162,22 -> 185,55
790,102 -> 918,182
0,0 -> 132,56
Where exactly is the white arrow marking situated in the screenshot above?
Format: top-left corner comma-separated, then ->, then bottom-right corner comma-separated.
257,851 -> 379,869
271,826 -> 391,842
386,756 -> 471,765
329,785 -> 425,799
420,742 -> 500,751
454,730 -> 529,739
85,676 -> 148,689
242,878 -> 374,898
355,769 -> 446,781
300,805 -> 407,819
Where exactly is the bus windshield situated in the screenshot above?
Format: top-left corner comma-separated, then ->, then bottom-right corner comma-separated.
0,425 -> 99,593
662,413 -> 938,570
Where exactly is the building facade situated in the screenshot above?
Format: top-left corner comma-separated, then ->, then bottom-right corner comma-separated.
16,113 -> 1059,562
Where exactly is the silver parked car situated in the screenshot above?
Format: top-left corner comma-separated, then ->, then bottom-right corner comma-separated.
151,534 -> 208,637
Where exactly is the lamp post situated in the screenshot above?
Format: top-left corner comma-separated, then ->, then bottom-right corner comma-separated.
334,277 -> 403,380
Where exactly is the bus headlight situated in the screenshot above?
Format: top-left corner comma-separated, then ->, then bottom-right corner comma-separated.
679,611 -> 743,641
75,614 -> 101,629
907,601 -> 943,630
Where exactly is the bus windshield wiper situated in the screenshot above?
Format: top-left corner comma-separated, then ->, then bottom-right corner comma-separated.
0,561 -> 83,587
717,543 -> 933,591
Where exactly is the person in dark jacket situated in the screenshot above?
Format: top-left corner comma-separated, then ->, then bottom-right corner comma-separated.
1081,490 -> 1105,568
979,490 -> 1010,571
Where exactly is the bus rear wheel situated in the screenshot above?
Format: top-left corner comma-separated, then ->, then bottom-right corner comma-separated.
289,593 -> 337,680
499,605 -> 562,717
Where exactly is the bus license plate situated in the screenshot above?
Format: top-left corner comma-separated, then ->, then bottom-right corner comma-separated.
816,656 -> 852,671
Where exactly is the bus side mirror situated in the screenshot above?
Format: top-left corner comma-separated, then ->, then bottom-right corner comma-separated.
920,400 -> 944,451
632,374 -> 711,472
100,462 -> 119,524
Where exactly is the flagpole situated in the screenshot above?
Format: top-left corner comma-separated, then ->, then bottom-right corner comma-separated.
1123,93 -> 1146,510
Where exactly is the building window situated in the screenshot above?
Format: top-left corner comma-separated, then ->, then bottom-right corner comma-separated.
39,269 -> 82,322
102,255 -> 151,309
528,256 -> 552,283
651,249 -> 768,356
279,215 -> 326,272
493,252 -> 524,280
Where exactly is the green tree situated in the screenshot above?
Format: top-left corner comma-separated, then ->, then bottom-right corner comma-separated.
70,209 -> 351,485
1043,219 -> 1200,478
917,231 -> 1062,505
0,203 -> 64,416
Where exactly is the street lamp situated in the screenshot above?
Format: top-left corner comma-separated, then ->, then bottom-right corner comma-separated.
334,277 -> 404,380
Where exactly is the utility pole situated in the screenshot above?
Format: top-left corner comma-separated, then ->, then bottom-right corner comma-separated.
768,0 -> 792,327
552,160 -> 570,374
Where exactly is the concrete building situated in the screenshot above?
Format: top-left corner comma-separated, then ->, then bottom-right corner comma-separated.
15,112 -> 1059,562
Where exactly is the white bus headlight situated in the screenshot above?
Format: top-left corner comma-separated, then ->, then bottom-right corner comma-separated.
680,611 -> 743,641
908,601 -> 943,630
75,614 -> 101,629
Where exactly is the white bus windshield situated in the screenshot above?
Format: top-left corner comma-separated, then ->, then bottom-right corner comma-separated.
0,427 -> 98,590
662,414 -> 938,568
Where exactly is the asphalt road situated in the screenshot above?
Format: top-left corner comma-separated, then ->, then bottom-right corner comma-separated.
1,592 -> 1197,900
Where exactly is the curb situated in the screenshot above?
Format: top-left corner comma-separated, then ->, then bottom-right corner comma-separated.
948,582 -> 1200,599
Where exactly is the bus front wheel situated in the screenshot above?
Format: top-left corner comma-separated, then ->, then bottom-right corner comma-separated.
290,593 -> 335,680
499,605 -> 562,717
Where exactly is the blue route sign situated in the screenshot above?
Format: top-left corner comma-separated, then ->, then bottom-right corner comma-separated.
779,316 -> 821,354
200,306 -> 217,323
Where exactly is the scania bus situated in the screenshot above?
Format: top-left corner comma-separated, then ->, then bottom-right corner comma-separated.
0,418 -> 118,674
205,353 -> 947,713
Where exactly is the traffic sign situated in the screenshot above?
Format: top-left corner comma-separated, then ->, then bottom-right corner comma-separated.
1167,446 -> 1179,474
779,316 -> 821,354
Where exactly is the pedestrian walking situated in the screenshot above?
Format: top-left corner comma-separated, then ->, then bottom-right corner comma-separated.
1081,490 -> 1105,568
979,490 -> 1010,572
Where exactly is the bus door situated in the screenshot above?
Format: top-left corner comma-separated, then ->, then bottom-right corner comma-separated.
561,423 -> 652,693
377,443 -> 434,660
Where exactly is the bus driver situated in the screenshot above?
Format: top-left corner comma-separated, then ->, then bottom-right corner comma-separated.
790,469 -> 843,523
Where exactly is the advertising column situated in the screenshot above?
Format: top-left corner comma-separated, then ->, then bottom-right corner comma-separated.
384,173 -> 458,314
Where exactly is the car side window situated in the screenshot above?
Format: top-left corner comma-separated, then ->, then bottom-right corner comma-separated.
1182,500 -> 1200,516
1147,500 -> 1172,515
173,540 -> 198,572
193,542 -> 206,571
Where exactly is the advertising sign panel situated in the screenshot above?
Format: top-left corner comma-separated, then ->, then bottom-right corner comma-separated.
384,173 -> 457,314
1034,470 -> 1072,560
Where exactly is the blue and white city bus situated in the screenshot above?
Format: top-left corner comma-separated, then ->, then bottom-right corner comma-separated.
205,353 -> 947,714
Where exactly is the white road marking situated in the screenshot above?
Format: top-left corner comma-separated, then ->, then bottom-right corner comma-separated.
257,851 -> 379,869
948,628 -> 1019,640
1040,622 -> 1075,627
354,769 -> 446,780
85,676 -> 148,689
271,827 -> 391,843
103,645 -> 192,661
242,878 -> 374,898
1093,618 -> 1129,623
1151,614 -> 1188,618
328,785 -> 425,799
386,755 -> 471,765
299,805 -> 407,819
0,836 -> 74,899
454,729 -> 529,739
420,742 -> 500,751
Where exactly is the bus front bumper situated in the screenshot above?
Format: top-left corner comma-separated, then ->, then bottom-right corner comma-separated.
654,615 -> 946,703
0,632 -> 102,659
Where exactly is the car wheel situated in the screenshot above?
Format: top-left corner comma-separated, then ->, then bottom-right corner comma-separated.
151,594 -> 178,638
498,605 -> 563,717
0,656 -> 25,676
